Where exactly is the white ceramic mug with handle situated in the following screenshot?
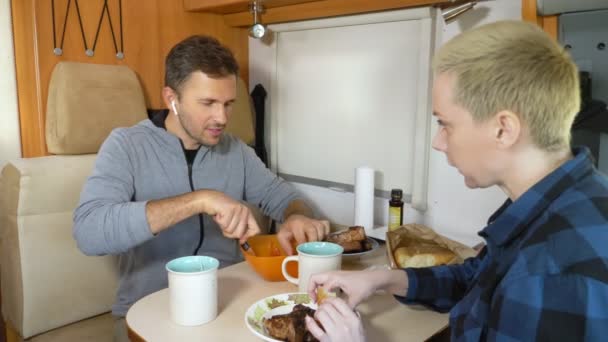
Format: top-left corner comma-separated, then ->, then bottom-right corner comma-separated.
281,241 -> 343,292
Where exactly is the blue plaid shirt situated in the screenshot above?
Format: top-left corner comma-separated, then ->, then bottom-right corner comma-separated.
396,147 -> 608,341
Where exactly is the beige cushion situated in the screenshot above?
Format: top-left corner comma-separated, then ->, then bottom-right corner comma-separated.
225,77 -> 255,146
46,62 -> 148,155
0,156 -> 118,338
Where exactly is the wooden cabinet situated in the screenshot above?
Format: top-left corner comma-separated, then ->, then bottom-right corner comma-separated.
184,0 -> 319,14
184,0 -> 323,14
185,0 -> 449,27
11,0 -> 248,157
522,0 -> 558,39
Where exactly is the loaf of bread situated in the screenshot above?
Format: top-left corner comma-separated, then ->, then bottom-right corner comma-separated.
394,245 -> 456,268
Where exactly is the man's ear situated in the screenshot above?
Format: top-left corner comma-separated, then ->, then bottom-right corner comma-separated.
494,110 -> 521,148
162,86 -> 177,110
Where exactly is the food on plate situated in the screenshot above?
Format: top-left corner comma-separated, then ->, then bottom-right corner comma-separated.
394,245 -> 456,268
324,226 -> 372,253
263,304 -> 319,342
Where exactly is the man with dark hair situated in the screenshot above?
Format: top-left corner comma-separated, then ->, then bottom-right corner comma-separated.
73,35 -> 329,341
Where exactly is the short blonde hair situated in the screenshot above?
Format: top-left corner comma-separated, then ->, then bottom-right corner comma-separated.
433,20 -> 579,151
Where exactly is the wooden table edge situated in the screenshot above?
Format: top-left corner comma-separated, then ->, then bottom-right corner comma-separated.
127,322 -> 146,342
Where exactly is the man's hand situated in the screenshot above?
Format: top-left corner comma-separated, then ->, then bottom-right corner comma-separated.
305,297 -> 365,342
201,190 -> 261,244
278,214 -> 330,255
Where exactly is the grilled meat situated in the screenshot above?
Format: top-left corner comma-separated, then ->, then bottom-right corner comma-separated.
263,304 -> 319,342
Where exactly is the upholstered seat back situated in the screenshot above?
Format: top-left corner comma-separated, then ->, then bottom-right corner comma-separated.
0,155 -> 117,338
0,61 -> 148,339
227,77 -> 255,146
45,62 -> 148,154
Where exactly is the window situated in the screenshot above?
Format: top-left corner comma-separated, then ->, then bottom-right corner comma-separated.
259,8 -> 437,210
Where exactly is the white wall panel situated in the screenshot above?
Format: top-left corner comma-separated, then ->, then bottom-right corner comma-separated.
264,8 -> 436,211
0,0 -> 22,167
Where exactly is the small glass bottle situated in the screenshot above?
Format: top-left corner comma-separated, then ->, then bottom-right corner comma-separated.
388,189 -> 404,231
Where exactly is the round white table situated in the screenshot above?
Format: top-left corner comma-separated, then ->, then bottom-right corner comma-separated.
127,245 -> 448,341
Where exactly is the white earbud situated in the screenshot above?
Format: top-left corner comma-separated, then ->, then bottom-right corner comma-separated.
171,100 -> 179,116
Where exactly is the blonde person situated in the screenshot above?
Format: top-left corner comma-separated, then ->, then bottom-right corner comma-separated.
307,20 -> 608,342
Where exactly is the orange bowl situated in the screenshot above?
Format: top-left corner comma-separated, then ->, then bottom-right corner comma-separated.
241,234 -> 298,282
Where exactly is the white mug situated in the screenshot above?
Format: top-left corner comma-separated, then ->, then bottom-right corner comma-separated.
281,242 -> 343,292
166,255 -> 219,326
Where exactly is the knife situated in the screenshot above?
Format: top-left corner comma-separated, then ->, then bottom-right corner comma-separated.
241,242 -> 256,256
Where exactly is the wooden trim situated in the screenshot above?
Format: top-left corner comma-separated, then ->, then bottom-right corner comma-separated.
127,322 -> 146,342
521,0 -> 558,40
5,320 -> 22,342
11,0 -> 47,157
223,0 -> 446,27
521,0 -> 541,25
184,0 -> 322,14
541,15 -> 558,40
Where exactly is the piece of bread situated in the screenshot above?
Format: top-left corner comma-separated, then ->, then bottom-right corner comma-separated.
316,287 -> 336,304
325,226 -> 366,244
394,245 -> 456,268
325,226 -> 371,253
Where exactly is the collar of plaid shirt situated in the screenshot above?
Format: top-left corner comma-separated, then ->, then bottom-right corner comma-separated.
478,146 -> 593,247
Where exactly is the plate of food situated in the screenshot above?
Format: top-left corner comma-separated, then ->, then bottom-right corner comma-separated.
342,237 -> 380,257
325,226 -> 380,258
245,292 -> 319,342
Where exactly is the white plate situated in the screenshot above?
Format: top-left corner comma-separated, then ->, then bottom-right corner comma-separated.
342,237 -> 380,258
244,292 -> 318,342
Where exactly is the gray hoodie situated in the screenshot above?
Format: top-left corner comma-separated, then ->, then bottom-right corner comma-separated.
73,119 -> 299,316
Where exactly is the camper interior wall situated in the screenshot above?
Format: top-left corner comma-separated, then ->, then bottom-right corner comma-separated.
250,0 -> 520,246
0,0 -> 21,168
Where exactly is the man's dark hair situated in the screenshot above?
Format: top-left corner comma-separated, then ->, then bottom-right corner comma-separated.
165,35 -> 239,96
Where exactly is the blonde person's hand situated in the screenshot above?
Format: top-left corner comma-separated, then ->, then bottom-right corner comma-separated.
307,271 -> 378,308
309,270 -> 409,308
277,215 -> 330,255
305,298 -> 366,342
201,190 -> 261,244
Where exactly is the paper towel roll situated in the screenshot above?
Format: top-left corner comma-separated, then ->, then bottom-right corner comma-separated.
354,166 -> 375,234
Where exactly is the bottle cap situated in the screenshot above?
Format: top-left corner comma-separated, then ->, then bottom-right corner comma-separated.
390,189 -> 403,200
